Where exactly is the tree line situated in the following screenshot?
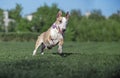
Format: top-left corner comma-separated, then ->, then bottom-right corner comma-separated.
0,4 -> 120,41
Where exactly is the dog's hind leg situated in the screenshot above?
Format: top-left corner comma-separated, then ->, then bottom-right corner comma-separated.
41,43 -> 46,55
33,36 -> 43,56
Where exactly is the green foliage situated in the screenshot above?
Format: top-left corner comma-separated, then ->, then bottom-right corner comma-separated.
0,42 -> 120,78
65,27 -> 75,41
8,22 -> 16,32
16,18 -> 32,32
31,3 -> 59,33
0,32 -> 39,41
0,4 -> 120,41
109,13 -> 120,22
9,4 -> 22,22
89,9 -> 105,21
0,9 -> 4,31
67,9 -> 120,41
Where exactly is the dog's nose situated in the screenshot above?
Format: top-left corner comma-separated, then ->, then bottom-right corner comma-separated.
63,29 -> 66,32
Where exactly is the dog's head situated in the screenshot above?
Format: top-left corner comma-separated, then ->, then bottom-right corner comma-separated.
55,11 -> 69,33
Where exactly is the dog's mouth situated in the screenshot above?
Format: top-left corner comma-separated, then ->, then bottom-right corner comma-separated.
58,28 -> 66,34
60,29 -> 66,36
60,29 -> 66,35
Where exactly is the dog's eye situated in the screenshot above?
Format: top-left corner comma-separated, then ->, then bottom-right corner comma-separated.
59,20 -> 62,23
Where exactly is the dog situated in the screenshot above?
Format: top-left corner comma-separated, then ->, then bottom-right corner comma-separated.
33,11 -> 69,55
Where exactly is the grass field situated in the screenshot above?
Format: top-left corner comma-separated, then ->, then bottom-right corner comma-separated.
0,41 -> 120,78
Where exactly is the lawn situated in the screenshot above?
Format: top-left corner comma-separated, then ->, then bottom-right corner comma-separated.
0,41 -> 120,78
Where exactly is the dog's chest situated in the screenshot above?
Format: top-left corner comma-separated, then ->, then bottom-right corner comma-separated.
50,28 -> 62,40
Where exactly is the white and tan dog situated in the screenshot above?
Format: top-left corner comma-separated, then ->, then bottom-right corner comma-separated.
33,11 -> 69,55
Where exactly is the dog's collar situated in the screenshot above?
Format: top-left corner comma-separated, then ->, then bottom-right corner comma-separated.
52,23 -> 63,35
52,24 -> 57,29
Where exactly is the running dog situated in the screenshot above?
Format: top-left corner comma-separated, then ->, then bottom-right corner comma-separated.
33,11 -> 69,55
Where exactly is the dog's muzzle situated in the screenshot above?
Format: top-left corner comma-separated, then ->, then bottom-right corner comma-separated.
62,29 -> 66,32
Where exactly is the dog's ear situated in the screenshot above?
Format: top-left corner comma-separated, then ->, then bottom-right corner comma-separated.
66,11 -> 69,20
57,10 -> 62,18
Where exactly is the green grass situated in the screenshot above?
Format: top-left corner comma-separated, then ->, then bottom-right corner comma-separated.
0,41 -> 120,78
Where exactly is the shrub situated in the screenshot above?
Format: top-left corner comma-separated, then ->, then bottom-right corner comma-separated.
0,32 -> 39,42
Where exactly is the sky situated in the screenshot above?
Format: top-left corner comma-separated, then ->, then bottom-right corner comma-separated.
0,0 -> 120,17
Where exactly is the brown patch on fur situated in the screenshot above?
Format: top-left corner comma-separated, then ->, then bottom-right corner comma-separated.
42,28 -> 51,44
55,17 -> 63,24
59,39 -> 64,46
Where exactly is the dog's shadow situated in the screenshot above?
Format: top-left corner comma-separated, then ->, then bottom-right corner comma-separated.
52,52 -> 73,57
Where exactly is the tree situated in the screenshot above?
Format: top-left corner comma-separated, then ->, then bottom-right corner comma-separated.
89,9 -> 105,21
8,4 -> 22,32
9,4 -> 22,22
109,10 -> 120,22
31,3 -> 59,33
71,9 -> 82,20
16,18 -> 31,32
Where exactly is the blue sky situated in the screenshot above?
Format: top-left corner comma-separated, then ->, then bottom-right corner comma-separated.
0,0 -> 120,17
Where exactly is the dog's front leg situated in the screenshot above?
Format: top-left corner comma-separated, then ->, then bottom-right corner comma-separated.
58,39 -> 63,54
